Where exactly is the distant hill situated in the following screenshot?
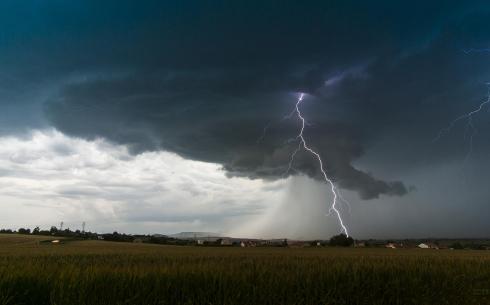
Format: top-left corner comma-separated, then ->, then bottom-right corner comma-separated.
168,232 -> 221,239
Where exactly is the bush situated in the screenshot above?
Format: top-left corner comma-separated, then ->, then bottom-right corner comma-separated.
17,228 -> 31,235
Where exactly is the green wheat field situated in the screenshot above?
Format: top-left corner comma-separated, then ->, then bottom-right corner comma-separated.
0,234 -> 489,305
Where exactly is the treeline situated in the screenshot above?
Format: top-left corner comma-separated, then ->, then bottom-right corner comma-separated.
1,227 -> 98,239
449,241 -> 490,250
0,227 -> 194,245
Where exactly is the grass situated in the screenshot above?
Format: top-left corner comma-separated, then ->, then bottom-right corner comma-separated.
0,234 -> 489,305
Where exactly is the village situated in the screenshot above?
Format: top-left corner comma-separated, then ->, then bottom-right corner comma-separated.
189,237 -> 490,250
144,232 -> 490,250
2,227 -> 489,250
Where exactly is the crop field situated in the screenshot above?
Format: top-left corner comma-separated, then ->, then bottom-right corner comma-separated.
0,234 -> 489,305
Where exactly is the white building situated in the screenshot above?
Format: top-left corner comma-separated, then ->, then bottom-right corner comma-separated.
220,238 -> 233,246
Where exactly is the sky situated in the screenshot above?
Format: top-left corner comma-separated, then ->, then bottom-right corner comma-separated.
1,0 -> 490,239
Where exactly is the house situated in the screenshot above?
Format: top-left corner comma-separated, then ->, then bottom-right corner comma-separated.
287,240 -> 309,247
426,243 -> 439,249
418,243 -> 429,249
260,239 -> 287,247
385,243 -> 397,249
196,240 -> 205,245
220,238 -> 233,246
240,241 -> 257,247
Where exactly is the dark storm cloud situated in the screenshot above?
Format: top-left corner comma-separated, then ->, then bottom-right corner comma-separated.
3,0 -> 490,199
45,71 -> 409,199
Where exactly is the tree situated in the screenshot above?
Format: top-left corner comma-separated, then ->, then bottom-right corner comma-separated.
18,228 -> 31,235
32,227 -> 40,235
50,226 -> 58,235
329,234 -> 354,247
450,242 -> 464,250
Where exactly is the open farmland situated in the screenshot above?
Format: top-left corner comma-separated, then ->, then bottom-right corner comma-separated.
0,234 -> 489,305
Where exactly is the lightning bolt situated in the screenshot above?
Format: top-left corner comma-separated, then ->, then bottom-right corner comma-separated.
434,84 -> 490,161
434,47 -> 490,162
285,93 -> 349,236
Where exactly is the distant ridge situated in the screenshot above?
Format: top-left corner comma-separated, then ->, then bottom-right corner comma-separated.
168,232 -> 221,239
